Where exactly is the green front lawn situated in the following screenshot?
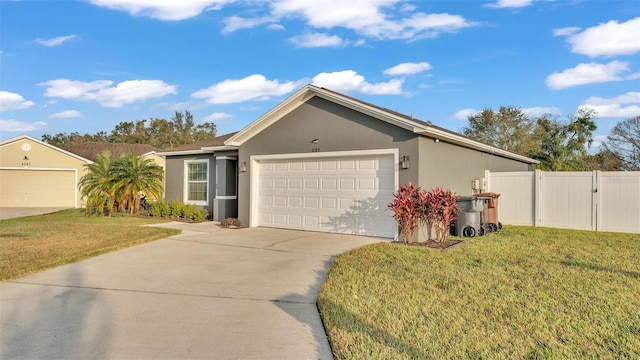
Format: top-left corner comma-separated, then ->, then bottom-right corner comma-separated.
0,209 -> 179,281
318,226 -> 640,359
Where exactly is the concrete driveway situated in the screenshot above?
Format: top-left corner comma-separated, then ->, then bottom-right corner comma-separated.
0,222 -> 387,359
0,207 -> 69,220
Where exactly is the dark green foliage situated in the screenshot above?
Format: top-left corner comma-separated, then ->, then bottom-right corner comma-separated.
79,152 -> 164,216
42,110 -> 217,149
462,106 -> 599,171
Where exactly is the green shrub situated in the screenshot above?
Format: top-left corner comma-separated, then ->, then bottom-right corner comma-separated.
169,200 -> 184,218
220,217 -> 241,228
182,204 -> 196,220
193,209 -> 209,222
148,201 -> 163,217
158,201 -> 171,217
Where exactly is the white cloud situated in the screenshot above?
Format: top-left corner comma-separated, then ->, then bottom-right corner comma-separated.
35,34 -> 77,47
484,0 -> 533,9
50,110 -> 82,118
0,91 -> 35,111
557,17 -> 640,57
579,92 -> 640,118
88,0 -> 232,21
384,62 -> 432,75
289,32 -> 345,48
522,106 -> 561,117
452,108 -> 479,120
40,78 -> 176,107
223,16 -> 274,33
192,74 -> 300,104
553,27 -> 580,37
203,112 -> 232,122
266,23 -> 286,31
312,70 -> 403,95
545,61 -> 638,90
0,119 -> 47,132
265,1 -> 473,40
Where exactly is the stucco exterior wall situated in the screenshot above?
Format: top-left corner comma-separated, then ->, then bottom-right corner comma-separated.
418,136 -> 531,196
0,137 -> 89,207
237,96 -> 420,226
164,154 -> 216,216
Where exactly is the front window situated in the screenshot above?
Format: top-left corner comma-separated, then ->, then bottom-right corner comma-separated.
186,160 -> 208,204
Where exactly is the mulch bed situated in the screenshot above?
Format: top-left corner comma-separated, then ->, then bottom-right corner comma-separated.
401,239 -> 464,249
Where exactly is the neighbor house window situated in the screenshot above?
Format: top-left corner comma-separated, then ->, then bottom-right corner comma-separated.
185,160 -> 208,205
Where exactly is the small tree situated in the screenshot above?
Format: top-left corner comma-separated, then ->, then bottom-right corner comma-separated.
424,188 -> 460,242
388,183 -> 423,244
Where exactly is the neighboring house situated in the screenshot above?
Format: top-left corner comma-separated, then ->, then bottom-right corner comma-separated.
164,85 -> 540,238
0,135 -> 92,208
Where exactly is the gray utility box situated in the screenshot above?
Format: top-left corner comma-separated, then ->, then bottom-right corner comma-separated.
455,196 -> 487,238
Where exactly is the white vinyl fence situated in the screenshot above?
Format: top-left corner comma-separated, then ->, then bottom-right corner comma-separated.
485,170 -> 640,234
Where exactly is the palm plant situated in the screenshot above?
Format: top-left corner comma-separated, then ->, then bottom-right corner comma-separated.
111,153 -> 164,213
78,150 -> 117,215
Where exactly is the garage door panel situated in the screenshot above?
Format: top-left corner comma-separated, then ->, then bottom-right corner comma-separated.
0,169 -> 75,207
258,154 -> 396,238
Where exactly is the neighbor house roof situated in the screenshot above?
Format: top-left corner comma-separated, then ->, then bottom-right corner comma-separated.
0,134 -> 93,164
225,84 -> 539,164
156,132 -> 238,156
64,142 -> 161,162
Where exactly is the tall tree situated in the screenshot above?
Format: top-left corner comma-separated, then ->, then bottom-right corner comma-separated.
601,116 -> 640,171
584,149 -> 625,171
530,109 -> 597,171
78,150 -> 117,215
42,110 -> 217,149
78,151 -> 163,215
462,106 -> 538,156
42,131 -> 109,148
111,153 -> 164,213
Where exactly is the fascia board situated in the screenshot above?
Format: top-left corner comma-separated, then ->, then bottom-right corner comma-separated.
416,128 -> 540,164
224,86 -> 310,146
310,88 -> 428,133
0,134 -> 93,164
199,145 -> 239,151
224,85 -> 430,147
156,149 -> 212,156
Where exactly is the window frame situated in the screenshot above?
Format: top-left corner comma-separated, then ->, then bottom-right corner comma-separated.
184,159 -> 209,206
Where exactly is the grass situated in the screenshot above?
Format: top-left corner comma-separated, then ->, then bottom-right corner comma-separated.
318,226 -> 640,359
0,209 -> 180,281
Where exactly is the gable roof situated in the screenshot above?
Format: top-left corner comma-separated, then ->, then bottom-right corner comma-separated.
0,134 -> 92,163
225,84 -> 539,164
156,132 -> 238,156
64,142 -> 161,162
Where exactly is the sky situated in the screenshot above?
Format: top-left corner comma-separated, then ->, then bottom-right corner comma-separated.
1,0 -> 639,150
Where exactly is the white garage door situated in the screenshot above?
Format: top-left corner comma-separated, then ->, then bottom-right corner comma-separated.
257,153 -> 396,238
0,169 -> 76,207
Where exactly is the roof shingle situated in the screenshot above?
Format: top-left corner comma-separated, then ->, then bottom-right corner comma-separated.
64,142 -> 161,162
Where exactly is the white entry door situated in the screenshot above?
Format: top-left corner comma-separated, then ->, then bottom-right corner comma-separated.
256,152 -> 396,238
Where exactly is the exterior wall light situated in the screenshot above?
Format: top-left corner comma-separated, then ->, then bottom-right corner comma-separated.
239,162 -> 247,172
401,155 -> 410,169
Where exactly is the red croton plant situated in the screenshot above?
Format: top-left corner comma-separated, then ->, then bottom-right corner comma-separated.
388,184 -> 460,243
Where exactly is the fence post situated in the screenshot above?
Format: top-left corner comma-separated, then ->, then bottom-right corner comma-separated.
534,169 -> 543,227
594,170 -> 601,232
484,169 -> 491,192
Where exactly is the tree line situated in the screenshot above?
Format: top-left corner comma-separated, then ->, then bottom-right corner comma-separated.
462,107 -> 639,171
41,111 -> 216,150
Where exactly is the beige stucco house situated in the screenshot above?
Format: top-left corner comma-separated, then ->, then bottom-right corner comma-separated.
0,135 -> 92,208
